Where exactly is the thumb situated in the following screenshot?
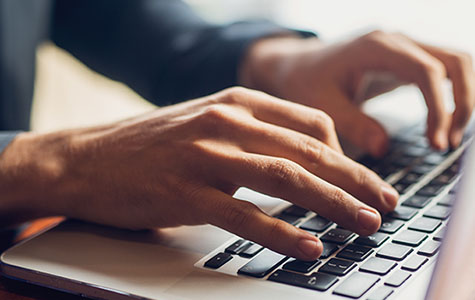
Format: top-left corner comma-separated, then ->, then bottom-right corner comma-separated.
325,89 -> 389,157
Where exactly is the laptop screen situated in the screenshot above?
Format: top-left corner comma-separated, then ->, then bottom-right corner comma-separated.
425,142 -> 475,300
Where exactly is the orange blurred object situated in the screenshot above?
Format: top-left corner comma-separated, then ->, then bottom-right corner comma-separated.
15,217 -> 64,242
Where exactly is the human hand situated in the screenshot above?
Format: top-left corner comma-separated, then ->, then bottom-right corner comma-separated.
241,31 -> 475,156
1,87 -> 398,260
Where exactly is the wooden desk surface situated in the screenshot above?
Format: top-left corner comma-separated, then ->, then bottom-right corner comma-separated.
0,218 -> 89,300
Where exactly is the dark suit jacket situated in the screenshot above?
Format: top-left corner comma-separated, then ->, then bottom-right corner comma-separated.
0,0 -> 314,153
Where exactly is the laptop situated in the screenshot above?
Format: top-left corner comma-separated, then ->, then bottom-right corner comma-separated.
1,118 -> 474,300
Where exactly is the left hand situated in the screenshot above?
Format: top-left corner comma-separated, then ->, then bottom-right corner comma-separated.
240,31 -> 475,157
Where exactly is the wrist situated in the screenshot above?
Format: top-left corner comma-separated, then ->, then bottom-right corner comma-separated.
0,131 -> 79,225
239,36 -> 324,97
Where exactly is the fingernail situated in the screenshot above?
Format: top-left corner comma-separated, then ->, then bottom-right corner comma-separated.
297,238 -> 321,259
381,184 -> 399,209
358,208 -> 381,232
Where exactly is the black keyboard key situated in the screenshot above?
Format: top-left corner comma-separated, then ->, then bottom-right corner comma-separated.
385,269 -> 411,287
378,218 -> 404,234
433,227 -> 446,241
392,230 -> 427,247
401,255 -> 428,271
402,195 -> 432,209
238,249 -> 287,278
417,184 -> 446,197
400,171 -> 424,183
367,286 -> 394,300
393,155 -> 416,168
359,257 -> 396,275
376,164 -> 401,178
408,217 -> 441,233
276,213 -> 301,225
387,206 -> 417,221
282,205 -> 309,217
320,242 -> 339,259
377,244 -> 412,261
354,232 -> 389,247
299,215 -> 333,232
225,239 -> 248,254
333,272 -> 379,298
239,242 -> 263,258
438,194 -> 456,206
393,182 -> 411,194
337,244 -> 373,262
417,240 -> 441,257
321,228 -> 355,244
268,270 -> 338,291
423,205 -> 451,220
432,172 -> 457,185
319,258 -> 356,276
282,259 -> 321,273
204,252 -> 233,269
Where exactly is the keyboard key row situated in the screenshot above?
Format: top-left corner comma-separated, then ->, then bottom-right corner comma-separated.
282,259 -> 321,273
238,249 -> 287,278
408,217 -> 442,233
299,215 -> 333,232
268,270 -> 338,291
319,258 -> 356,276
360,257 -> 396,275
354,232 -> 389,247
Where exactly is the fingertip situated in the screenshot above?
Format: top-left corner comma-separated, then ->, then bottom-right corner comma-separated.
296,235 -> 323,261
357,208 -> 381,235
381,184 -> 399,211
449,128 -> 464,149
431,129 -> 449,150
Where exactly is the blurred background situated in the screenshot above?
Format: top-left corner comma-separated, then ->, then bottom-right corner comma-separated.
32,0 -> 475,134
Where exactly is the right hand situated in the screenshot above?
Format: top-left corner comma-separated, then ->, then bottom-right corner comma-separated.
2,87 -> 398,260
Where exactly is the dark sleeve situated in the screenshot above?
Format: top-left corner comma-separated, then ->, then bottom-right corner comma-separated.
51,0 -> 315,106
0,132 -> 20,155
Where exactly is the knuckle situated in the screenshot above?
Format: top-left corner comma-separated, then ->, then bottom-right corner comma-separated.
202,105 -> 229,122
329,187 -> 348,208
450,51 -> 473,71
266,219 -> 287,245
221,86 -> 252,104
222,202 -> 254,231
456,51 -> 472,65
361,30 -> 388,44
266,158 -> 300,187
419,59 -> 446,80
313,111 -> 336,140
299,137 -> 325,165
193,104 -> 238,136
354,167 -> 376,190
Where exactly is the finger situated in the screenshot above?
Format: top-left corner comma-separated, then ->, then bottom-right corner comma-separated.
357,32 -> 451,149
410,42 -> 475,147
202,187 -> 323,261
233,117 -> 398,212
318,86 -> 389,157
219,87 -> 343,153
209,151 -> 382,236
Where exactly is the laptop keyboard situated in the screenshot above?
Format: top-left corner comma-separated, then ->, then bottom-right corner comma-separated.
198,121 -> 474,300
